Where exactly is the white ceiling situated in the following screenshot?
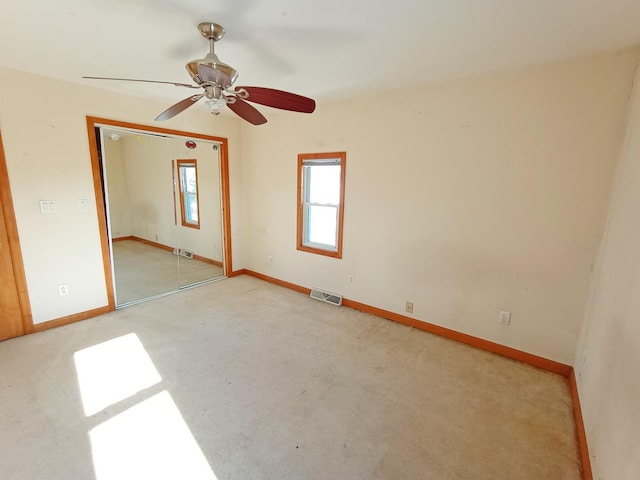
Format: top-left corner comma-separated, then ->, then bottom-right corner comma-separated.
2,0 -> 640,107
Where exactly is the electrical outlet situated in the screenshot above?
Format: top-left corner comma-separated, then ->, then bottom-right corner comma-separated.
499,310 -> 511,325
39,200 -> 56,213
58,284 -> 69,296
268,255 -> 273,264
348,274 -> 355,283
406,301 -> 414,314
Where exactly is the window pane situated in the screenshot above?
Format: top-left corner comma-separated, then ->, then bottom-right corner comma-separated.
185,193 -> 198,222
308,165 -> 340,204
177,160 -> 199,229
297,152 -> 346,258
183,167 -> 197,194
307,205 -> 337,247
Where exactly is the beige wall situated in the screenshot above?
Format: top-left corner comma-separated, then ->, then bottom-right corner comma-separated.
0,67 -> 243,324
104,137 -> 133,237
240,49 -> 640,364
111,134 -> 223,261
1,47 -> 639,474
1,48 -> 638,364
574,65 -> 640,479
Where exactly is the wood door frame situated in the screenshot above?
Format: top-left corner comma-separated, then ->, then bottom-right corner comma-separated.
85,116 -> 233,310
0,130 -> 34,335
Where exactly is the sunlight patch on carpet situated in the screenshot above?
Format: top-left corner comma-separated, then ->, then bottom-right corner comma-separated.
89,391 -> 218,480
74,333 -> 161,416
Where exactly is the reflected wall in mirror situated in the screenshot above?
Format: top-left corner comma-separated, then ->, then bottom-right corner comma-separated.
101,128 -> 225,306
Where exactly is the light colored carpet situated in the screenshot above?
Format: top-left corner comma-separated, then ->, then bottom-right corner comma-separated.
112,240 -> 224,305
0,275 -> 581,479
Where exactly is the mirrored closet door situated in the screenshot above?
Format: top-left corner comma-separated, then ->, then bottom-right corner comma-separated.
99,128 -> 225,306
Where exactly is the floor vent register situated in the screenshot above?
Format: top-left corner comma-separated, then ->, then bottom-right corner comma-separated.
309,288 -> 343,306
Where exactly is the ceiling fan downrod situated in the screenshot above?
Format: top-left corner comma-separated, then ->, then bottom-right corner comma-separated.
186,22 -> 238,89
83,20 -> 315,126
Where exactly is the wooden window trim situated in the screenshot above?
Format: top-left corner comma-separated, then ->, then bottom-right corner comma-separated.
86,116 -> 235,311
177,159 -> 200,230
296,152 -> 346,259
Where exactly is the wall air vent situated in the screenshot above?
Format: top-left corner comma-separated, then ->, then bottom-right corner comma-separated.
309,288 -> 343,306
173,248 -> 194,259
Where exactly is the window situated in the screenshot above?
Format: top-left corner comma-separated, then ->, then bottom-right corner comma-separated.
297,152 -> 346,258
177,159 -> 200,229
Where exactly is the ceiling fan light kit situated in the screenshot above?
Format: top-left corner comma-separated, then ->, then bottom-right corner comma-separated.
83,22 -> 316,125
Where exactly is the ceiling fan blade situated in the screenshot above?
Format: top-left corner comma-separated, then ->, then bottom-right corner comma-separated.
238,86 -> 316,113
83,76 -> 200,89
155,94 -> 204,121
227,98 -> 267,125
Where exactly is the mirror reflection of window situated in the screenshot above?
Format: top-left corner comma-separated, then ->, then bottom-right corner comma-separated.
99,126 -> 226,307
177,159 -> 200,229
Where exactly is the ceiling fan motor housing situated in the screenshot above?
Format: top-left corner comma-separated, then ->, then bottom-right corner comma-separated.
187,22 -> 238,90
83,21 -> 315,126
186,56 -> 238,89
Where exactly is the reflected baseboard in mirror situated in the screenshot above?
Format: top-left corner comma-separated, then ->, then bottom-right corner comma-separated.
94,122 -> 228,309
112,237 -> 224,306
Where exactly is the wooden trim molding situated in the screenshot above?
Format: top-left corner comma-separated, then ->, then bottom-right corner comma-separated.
86,118 -> 117,311
343,297 -> 572,376
219,139 -> 233,274
121,235 -> 223,267
85,116 -> 234,306
227,268 -> 247,278
32,236 -> 223,335
239,269 -> 572,376
241,268 -> 589,478
0,130 -> 34,334
127,236 -> 173,253
176,159 -> 201,230
194,254 -> 223,268
296,152 -> 346,259
569,369 -> 593,480
33,306 -> 112,333
242,270 -> 312,295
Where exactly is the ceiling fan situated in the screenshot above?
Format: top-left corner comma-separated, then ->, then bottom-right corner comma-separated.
83,22 -> 316,125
